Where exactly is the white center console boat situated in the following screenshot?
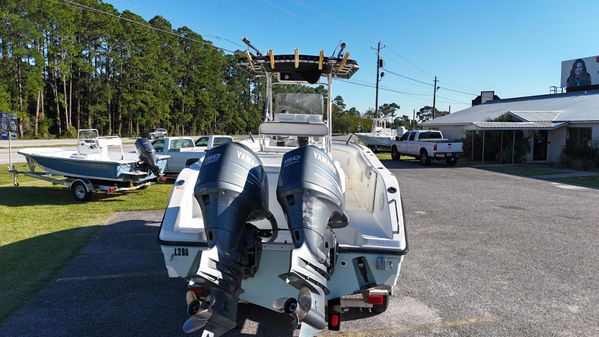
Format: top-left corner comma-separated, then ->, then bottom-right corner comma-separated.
158,46 -> 408,337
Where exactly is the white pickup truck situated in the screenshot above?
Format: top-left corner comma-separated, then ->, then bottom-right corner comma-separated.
391,130 -> 463,166
151,135 -> 233,174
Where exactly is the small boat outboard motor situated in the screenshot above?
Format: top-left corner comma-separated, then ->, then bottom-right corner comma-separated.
185,142 -> 276,337
135,138 -> 161,177
274,145 -> 347,331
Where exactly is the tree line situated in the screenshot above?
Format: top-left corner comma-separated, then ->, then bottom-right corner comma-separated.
1,0 -> 433,139
0,0 -> 269,138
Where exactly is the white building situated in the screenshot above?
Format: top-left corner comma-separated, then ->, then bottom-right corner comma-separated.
422,90 -> 599,163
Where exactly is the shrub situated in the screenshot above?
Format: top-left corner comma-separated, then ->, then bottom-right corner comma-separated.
559,143 -> 599,170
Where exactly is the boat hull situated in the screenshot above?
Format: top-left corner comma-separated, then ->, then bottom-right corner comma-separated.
160,243 -> 403,309
355,133 -> 394,147
23,152 -> 167,182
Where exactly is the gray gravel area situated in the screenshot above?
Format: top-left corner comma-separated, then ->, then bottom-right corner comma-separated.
1,161 -> 598,337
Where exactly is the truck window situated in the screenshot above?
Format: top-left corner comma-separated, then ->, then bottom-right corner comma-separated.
195,137 -> 209,147
178,139 -> 194,148
408,132 -> 416,141
152,139 -> 164,152
213,137 -> 232,146
399,133 -> 409,141
170,139 -> 193,149
421,131 -> 442,139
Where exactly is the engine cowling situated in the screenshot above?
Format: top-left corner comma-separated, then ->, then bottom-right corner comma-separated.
275,145 -> 346,331
189,142 -> 272,337
135,138 -> 160,177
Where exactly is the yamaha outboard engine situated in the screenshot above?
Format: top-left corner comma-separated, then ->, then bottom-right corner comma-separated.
185,142 -> 276,337
135,138 -> 161,177
274,145 -> 347,331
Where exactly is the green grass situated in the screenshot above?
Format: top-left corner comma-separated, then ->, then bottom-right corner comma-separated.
480,165 -> 569,177
0,180 -> 172,324
375,152 -> 414,161
549,176 -> 599,189
1,164 -> 36,185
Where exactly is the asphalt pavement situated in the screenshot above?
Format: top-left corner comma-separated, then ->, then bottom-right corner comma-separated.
1,160 -> 598,336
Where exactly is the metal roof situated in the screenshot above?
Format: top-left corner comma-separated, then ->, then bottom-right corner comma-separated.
507,111 -> 563,122
423,90 -> 599,125
464,121 -> 567,131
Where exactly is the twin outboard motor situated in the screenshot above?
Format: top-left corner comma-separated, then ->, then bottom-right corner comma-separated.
274,145 -> 347,330
186,142 -> 276,337
135,138 -> 161,177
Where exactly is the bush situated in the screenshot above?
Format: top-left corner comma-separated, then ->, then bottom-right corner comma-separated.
559,143 -> 599,170
64,126 -> 78,139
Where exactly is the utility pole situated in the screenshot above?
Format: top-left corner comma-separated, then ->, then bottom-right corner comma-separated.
373,41 -> 385,118
432,76 -> 438,119
412,108 -> 416,129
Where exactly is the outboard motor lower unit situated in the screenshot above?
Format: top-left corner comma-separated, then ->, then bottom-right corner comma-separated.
186,142 -> 275,337
275,145 -> 347,330
135,138 -> 161,177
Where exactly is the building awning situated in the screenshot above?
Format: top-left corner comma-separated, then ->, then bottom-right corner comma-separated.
464,121 -> 567,131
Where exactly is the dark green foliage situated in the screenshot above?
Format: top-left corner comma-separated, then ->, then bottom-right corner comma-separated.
559,143 -> 599,170
0,1 -> 266,137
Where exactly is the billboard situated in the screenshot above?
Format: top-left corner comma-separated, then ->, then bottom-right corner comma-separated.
561,56 -> 599,88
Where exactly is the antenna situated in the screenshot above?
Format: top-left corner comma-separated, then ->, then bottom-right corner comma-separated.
242,37 -> 262,56
336,42 -> 346,58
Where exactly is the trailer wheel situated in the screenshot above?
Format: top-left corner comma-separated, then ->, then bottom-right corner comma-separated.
71,181 -> 90,201
391,146 -> 400,161
371,295 -> 389,313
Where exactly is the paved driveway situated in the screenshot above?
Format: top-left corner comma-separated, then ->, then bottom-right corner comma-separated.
1,161 -> 598,337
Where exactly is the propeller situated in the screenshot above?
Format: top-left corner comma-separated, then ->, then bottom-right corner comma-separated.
182,291 -> 214,333
272,297 -> 288,313
272,287 -> 314,329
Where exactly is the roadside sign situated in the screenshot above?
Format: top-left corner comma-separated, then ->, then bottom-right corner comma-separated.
0,111 -> 17,138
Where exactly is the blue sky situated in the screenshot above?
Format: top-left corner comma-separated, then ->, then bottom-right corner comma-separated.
107,0 -> 599,117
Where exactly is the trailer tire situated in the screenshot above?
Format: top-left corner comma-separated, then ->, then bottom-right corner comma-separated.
391,146 -> 400,161
71,181 -> 90,201
372,295 -> 389,313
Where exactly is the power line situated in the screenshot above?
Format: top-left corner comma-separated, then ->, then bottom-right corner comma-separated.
58,0 -> 240,53
383,68 -> 433,87
436,94 -> 468,104
438,86 -> 477,96
338,79 -> 430,97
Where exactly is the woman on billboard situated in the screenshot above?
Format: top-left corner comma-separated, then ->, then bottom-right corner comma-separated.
567,59 -> 592,87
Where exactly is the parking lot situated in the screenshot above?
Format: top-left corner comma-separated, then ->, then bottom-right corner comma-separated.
1,161 -> 598,337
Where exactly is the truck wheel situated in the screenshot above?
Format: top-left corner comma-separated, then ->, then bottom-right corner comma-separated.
372,295 -> 389,313
391,146 -> 400,161
71,181 -> 90,202
446,157 -> 458,166
419,149 -> 431,165
369,145 -> 378,153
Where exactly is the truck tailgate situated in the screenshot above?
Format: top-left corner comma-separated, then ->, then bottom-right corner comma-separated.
435,142 -> 462,153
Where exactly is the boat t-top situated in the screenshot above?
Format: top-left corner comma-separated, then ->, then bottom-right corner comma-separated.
158,42 -> 408,337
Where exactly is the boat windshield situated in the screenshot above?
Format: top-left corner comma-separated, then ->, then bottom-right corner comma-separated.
78,129 -> 99,143
273,93 -> 323,123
